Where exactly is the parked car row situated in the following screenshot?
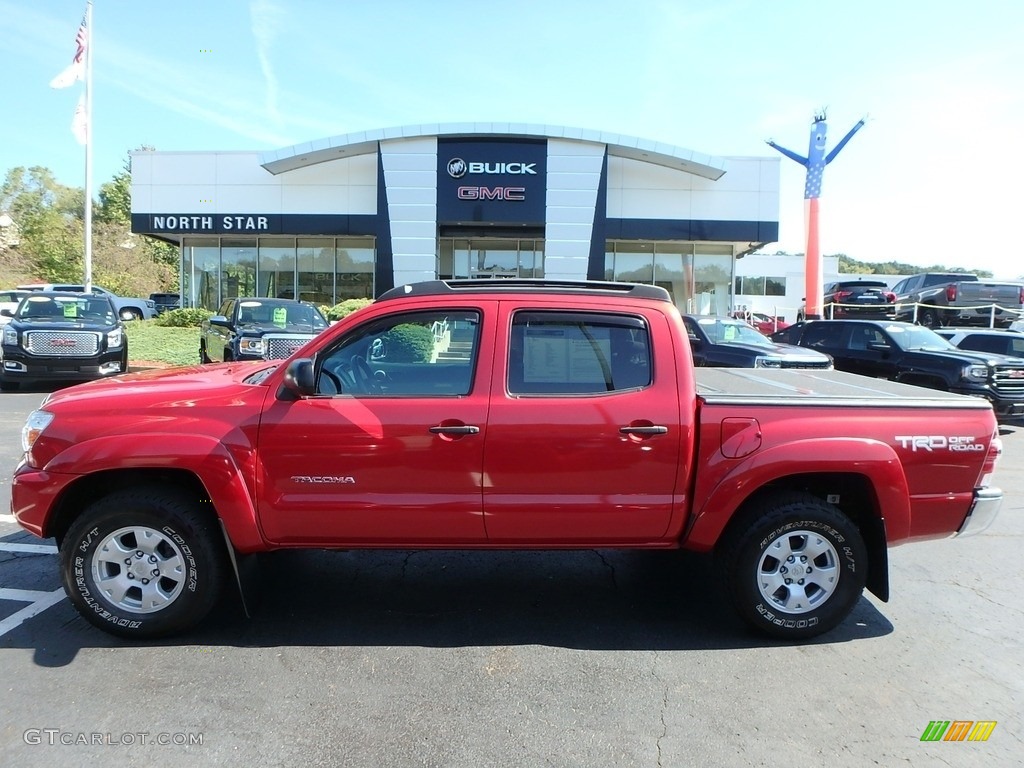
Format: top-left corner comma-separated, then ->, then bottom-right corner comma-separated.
798,273 -> 1024,329
771,320 -> 1024,421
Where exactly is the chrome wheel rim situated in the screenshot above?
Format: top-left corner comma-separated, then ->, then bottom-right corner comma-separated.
90,526 -> 186,614
757,530 -> 840,614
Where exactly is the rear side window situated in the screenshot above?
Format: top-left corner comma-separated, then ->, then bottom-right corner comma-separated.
508,311 -> 651,395
800,322 -> 846,349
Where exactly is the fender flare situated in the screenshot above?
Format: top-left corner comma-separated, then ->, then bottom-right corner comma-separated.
686,437 -> 911,551
44,433 -> 264,551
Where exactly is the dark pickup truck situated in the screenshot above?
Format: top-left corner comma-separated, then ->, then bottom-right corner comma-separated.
771,319 -> 1024,420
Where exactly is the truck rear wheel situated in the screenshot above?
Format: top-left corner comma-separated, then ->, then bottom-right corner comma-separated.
720,492 -> 867,640
918,306 -> 940,328
59,488 -> 228,639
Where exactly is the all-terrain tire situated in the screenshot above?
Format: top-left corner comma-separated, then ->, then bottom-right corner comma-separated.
59,487 -> 228,639
719,491 -> 868,640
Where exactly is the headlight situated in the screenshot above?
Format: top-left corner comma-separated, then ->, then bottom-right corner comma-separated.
754,357 -> 782,368
107,327 -> 123,349
2,325 -> 16,345
22,410 -> 54,453
964,365 -> 990,381
239,338 -> 264,354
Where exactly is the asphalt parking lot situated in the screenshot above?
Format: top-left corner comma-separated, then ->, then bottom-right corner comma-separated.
0,386 -> 1021,767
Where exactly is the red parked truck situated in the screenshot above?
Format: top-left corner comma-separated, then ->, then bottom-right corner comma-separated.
11,280 -> 1004,641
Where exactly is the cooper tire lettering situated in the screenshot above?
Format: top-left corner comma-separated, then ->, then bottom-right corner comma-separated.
720,491 -> 868,640
59,487 -> 227,639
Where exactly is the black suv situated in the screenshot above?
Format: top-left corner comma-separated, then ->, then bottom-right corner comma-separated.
0,292 -> 128,390
199,297 -> 329,363
801,280 -> 896,321
682,315 -> 832,369
771,319 -> 1024,420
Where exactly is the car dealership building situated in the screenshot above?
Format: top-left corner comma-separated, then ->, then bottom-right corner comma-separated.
130,124 -> 781,313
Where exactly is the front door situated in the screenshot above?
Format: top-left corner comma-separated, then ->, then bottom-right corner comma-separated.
256,304 -> 492,545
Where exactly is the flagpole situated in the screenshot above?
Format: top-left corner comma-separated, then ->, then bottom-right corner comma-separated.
83,0 -> 93,292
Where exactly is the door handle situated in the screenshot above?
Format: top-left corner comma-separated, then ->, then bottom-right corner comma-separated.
619,425 -> 668,435
429,425 -> 480,435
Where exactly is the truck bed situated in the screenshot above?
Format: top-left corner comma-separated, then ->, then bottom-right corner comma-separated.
695,367 -> 993,411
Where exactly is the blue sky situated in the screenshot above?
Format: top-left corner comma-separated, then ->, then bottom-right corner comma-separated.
2,0 -> 1022,276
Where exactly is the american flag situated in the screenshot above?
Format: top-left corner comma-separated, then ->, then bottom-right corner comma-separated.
50,9 -> 88,89
71,12 -> 88,65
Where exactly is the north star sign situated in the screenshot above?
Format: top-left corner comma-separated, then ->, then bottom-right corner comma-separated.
437,139 -> 546,224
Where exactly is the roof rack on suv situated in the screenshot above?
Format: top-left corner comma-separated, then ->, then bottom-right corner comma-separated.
377,279 -> 671,302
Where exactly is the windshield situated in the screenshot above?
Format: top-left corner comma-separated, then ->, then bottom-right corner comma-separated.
236,300 -> 328,329
883,324 -> 958,352
17,295 -> 116,324
697,318 -> 774,347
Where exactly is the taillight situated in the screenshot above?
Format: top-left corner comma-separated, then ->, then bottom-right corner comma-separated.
1019,285 -> 1024,304
885,291 -> 896,302
835,290 -> 852,301
978,434 -> 1002,488
946,284 -> 957,301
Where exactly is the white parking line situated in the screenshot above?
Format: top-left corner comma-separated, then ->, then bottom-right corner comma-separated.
0,588 -> 66,638
0,542 -> 58,554
0,514 -> 16,524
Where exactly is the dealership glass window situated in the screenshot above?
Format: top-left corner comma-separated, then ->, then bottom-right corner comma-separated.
734,275 -> 787,296
258,240 -> 296,300
608,244 -> 655,284
221,239 -> 257,300
297,238 -> 336,305
438,238 -> 544,279
183,238 -> 220,311
606,241 -> 703,311
335,238 -> 375,300
653,243 -> 690,308
692,245 -> 734,315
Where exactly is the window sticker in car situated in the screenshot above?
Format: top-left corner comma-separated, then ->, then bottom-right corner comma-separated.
273,307 -> 287,327
62,302 -> 77,318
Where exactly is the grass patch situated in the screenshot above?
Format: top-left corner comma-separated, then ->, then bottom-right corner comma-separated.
125,321 -> 199,366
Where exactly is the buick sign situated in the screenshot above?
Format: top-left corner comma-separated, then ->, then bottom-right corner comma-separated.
448,159 -> 537,177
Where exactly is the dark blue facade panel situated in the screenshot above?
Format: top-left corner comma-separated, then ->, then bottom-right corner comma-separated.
131,213 -> 378,236
436,138 -> 547,225
606,218 -> 779,243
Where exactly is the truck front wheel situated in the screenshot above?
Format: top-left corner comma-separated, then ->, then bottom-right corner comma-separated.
720,492 -> 867,640
59,488 -> 228,639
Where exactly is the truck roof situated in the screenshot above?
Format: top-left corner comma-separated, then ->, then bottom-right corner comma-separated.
377,279 -> 671,303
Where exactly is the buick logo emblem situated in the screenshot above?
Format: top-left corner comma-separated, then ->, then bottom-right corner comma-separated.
447,158 -> 467,178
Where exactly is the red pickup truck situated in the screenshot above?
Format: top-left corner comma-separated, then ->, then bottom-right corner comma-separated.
11,280 -> 1004,641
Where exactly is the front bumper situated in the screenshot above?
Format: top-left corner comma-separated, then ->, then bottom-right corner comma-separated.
11,463 -> 77,538
950,385 -> 1024,419
1,348 -> 125,383
957,487 -> 1003,536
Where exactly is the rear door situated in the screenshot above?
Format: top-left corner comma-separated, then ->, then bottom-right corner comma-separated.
481,301 -> 683,544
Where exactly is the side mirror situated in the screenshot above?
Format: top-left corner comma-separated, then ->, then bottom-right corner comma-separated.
210,315 -> 232,328
0,309 -> 13,318
277,357 -> 316,400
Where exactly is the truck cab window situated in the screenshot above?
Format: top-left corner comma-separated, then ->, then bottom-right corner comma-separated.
508,311 -> 651,395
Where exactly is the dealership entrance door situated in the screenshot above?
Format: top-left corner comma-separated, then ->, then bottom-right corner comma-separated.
438,237 -> 545,280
